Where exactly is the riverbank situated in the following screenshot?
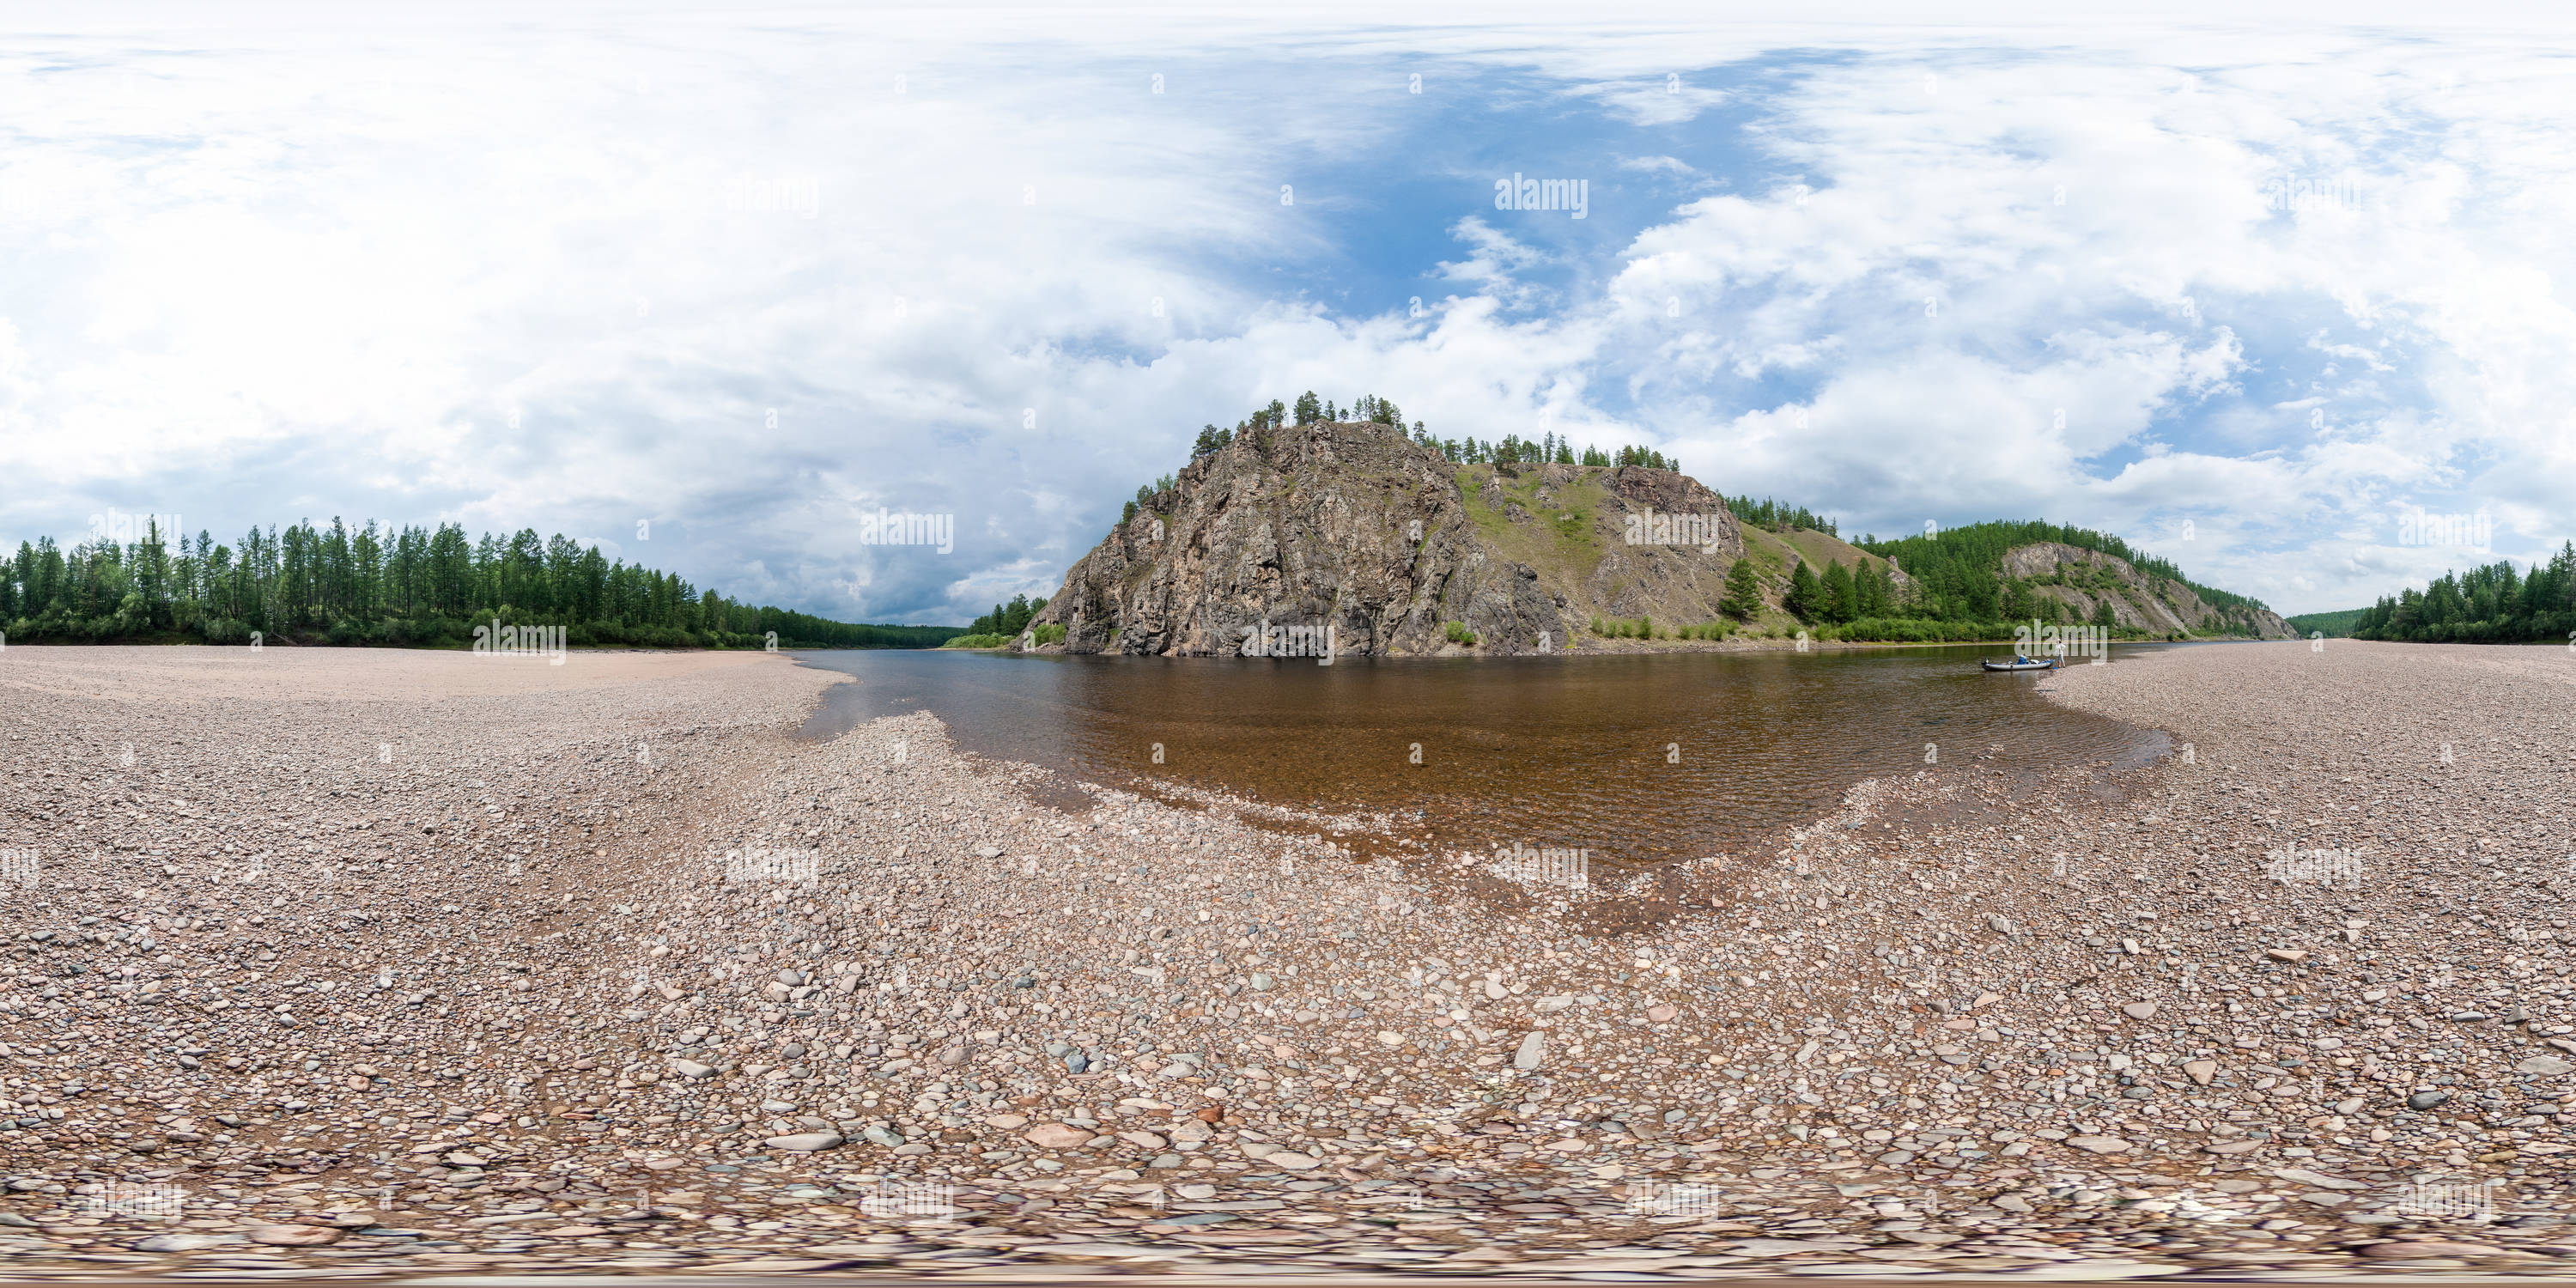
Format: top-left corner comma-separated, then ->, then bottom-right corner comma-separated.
0,642 -> 2566,1278
1015,634 -> 2276,658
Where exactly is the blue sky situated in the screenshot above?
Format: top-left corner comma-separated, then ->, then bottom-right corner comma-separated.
5,3 -> 2574,619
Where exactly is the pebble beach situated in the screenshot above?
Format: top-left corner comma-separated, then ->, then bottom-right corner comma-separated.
0,641 -> 2568,1279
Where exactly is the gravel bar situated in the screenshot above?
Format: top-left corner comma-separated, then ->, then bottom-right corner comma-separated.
0,641 -> 2567,1279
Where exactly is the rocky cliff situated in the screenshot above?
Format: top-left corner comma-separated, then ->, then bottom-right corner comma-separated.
2000,541 -> 2295,639
1024,417 -> 2288,655
1025,418 -> 1772,655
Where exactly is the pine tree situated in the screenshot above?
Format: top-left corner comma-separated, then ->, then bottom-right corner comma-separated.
1721,557 -> 1764,621
1820,560 -> 1856,624
1784,562 -> 1820,621
2001,576 -> 2032,623
1293,391 -> 1323,425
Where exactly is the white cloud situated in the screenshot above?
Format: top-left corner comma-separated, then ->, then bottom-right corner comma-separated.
5,9 -> 2574,621
1528,33 -> 2576,611
1618,155 -> 1700,176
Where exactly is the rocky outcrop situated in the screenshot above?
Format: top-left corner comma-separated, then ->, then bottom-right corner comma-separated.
1026,419 -> 2287,656
2001,541 -> 2293,639
1026,418 -> 1757,656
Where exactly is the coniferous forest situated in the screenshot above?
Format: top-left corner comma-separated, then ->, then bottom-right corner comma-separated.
2346,545 -> 2576,643
1853,520 -> 2270,622
0,519 -> 962,649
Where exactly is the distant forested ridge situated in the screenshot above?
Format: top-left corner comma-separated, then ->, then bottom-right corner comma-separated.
2286,608 -> 2366,638
2348,544 -> 2576,643
942,593 -> 1063,648
1850,520 -> 2270,628
1,519 -> 960,649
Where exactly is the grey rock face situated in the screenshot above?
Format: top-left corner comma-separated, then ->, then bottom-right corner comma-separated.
1030,421 -> 2282,656
1997,541 -> 2294,638
1027,419 -> 1750,657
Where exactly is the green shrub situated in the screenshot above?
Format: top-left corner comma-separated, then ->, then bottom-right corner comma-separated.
1830,617 -> 2021,643
1030,623 -> 1066,645
1444,620 -> 1478,645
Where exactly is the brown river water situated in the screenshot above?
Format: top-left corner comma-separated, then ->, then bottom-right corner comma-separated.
791,643 -> 2190,873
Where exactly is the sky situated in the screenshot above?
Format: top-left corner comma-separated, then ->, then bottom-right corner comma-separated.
5,3 -> 2575,621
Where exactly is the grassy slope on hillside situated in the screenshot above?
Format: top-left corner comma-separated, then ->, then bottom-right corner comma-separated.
1770,527 -> 1892,575
1452,465 -> 1610,583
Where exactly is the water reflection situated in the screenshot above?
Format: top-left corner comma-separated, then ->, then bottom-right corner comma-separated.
791,645 -> 2167,870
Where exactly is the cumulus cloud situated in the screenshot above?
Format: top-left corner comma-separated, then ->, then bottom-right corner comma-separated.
3,8 -> 2572,620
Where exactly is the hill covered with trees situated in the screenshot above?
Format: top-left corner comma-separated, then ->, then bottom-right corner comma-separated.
2287,608 -> 2366,638
1032,404 -> 2293,656
1844,520 -> 2278,639
1,519 -> 960,649
1075,396 -> 2288,650
943,593 -> 1066,648
2348,545 -> 2576,643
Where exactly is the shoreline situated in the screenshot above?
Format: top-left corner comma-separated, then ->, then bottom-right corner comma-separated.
0,643 -> 2567,1278
992,634 -> 2287,659
0,639 -> 942,653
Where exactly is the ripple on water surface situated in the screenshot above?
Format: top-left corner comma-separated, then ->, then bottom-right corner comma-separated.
791,644 -> 2171,871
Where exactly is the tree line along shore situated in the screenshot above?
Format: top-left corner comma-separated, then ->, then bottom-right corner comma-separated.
1,519 -> 955,650
2342,544 -> 2576,645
